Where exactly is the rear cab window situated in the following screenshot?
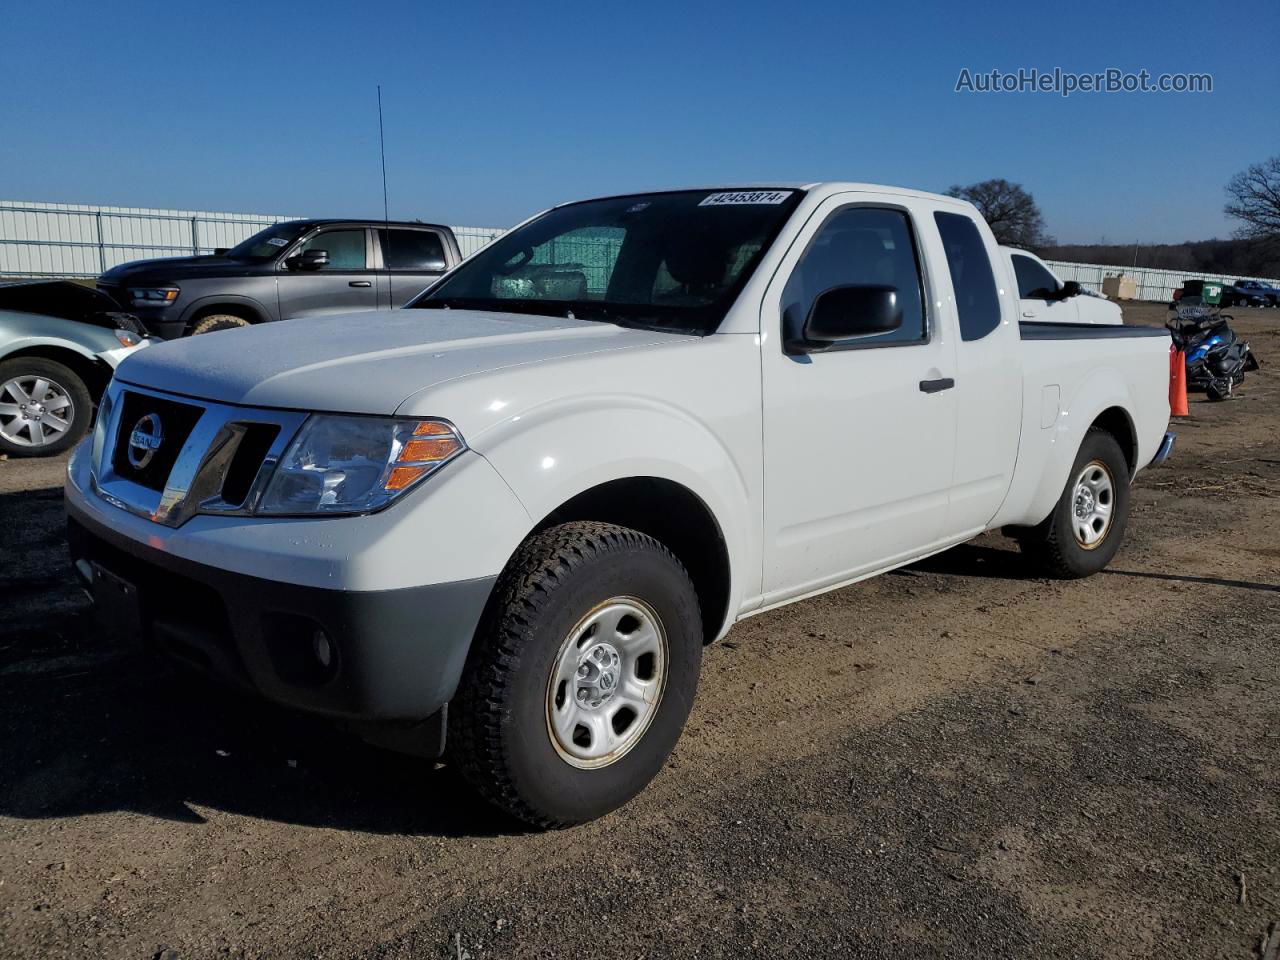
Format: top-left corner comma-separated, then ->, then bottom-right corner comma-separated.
934,212 -> 1001,341
378,229 -> 448,272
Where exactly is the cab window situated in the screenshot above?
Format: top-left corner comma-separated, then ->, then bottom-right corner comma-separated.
1011,254 -> 1060,300
934,212 -> 1001,342
296,230 -> 367,270
378,229 -> 448,272
782,206 -> 928,347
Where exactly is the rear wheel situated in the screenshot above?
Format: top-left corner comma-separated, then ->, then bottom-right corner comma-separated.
190,313 -> 251,335
449,521 -> 703,828
0,357 -> 92,457
1016,429 -> 1131,578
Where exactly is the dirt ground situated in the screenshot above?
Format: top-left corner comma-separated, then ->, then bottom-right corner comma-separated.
1,304 -> 1278,960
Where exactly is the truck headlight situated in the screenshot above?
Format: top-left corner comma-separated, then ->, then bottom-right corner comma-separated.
129,287 -> 180,307
258,416 -> 465,516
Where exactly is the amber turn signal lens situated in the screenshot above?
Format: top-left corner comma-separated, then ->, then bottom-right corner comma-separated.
412,421 -> 453,437
385,465 -> 430,491
400,437 -> 461,463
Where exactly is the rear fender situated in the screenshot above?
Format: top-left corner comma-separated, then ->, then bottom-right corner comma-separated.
1006,367 -> 1136,527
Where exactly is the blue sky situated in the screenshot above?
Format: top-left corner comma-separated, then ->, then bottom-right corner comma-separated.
2,0 -> 1277,242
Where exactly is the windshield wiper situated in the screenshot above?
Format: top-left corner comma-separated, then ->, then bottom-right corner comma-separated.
415,297 -> 701,335
569,307 -> 700,336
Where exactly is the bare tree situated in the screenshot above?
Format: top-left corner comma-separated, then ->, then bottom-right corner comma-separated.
1225,156 -> 1280,241
945,179 -> 1052,248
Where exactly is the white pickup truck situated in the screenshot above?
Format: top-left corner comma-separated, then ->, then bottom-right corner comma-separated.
1003,246 -> 1123,325
66,183 -> 1174,827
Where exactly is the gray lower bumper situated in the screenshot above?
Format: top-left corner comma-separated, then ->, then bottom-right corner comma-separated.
67,506 -> 495,723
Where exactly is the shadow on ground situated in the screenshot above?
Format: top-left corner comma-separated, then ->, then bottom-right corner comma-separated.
0,624 -> 528,838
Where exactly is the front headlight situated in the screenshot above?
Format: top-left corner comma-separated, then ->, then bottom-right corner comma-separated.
114,329 -> 145,348
258,415 -> 465,516
129,287 -> 179,307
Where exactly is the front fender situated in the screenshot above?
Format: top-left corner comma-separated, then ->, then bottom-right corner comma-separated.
178,293 -> 273,326
0,334 -> 103,365
471,394 -> 757,619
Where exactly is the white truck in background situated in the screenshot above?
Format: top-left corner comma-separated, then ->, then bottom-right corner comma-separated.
1004,246 -> 1123,324
67,183 -> 1173,827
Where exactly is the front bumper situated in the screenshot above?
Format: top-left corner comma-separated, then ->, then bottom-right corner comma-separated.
129,307 -> 186,340
1149,431 -> 1176,467
67,510 -> 495,723
97,285 -> 187,339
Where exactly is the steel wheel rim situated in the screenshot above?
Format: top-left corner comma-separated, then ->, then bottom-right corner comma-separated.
546,597 -> 668,770
1071,459 -> 1115,549
0,376 -> 75,447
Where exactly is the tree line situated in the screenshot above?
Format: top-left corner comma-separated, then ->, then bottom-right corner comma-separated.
946,156 -> 1280,278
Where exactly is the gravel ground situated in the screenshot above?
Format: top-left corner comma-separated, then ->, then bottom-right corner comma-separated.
1,304 -> 1278,959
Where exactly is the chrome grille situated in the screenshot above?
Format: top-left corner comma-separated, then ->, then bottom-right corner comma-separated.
91,381 -> 307,527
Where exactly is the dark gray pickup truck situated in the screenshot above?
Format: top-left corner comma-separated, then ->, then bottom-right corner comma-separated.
97,219 -> 461,338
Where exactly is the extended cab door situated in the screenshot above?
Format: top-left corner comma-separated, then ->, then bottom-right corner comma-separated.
276,227 -> 379,319
375,227 -> 452,308
760,195 -> 958,605
935,212 -> 1023,537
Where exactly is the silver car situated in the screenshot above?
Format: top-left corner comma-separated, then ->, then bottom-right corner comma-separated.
0,280 -> 149,456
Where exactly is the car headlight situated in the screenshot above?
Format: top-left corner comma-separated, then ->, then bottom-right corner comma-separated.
114,329 -> 145,348
129,287 -> 179,307
258,415 -> 465,516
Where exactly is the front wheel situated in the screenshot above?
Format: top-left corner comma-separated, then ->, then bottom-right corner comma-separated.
190,313 -> 251,335
1016,428 -> 1132,578
449,521 -> 703,828
0,357 -> 93,457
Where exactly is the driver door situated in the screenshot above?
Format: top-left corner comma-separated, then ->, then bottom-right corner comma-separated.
276,227 -> 379,319
759,195 -> 958,606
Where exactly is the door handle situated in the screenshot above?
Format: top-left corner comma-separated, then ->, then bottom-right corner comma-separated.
1021,310 -> 1037,318
919,378 -> 955,394
349,280 -> 372,288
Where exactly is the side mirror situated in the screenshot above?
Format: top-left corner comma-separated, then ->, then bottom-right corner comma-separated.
790,284 -> 902,352
286,249 -> 329,271
1059,280 -> 1082,299
212,247 -> 229,256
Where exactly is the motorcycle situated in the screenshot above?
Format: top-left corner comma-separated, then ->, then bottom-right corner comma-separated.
1166,298 -> 1260,401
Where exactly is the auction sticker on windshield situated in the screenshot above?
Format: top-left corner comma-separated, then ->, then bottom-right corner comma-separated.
699,190 -> 793,206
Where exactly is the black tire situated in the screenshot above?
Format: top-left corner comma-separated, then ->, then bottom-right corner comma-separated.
0,357 -> 93,457
190,313 -> 251,335
449,521 -> 703,828
1016,428 -> 1131,579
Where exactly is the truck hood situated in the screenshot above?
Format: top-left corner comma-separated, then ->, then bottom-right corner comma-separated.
99,254 -> 258,283
113,309 -> 688,414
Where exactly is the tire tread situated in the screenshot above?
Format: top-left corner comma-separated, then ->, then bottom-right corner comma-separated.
1020,427 -> 1128,579
449,520 -> 696,828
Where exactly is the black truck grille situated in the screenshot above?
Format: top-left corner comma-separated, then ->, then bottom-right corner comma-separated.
111,391 -> 206,491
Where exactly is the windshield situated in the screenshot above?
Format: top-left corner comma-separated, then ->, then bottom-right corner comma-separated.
225,222 -> 313,262
410,189 -> 804,334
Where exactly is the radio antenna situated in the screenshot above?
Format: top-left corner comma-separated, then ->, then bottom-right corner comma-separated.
377,85 -> 390,226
